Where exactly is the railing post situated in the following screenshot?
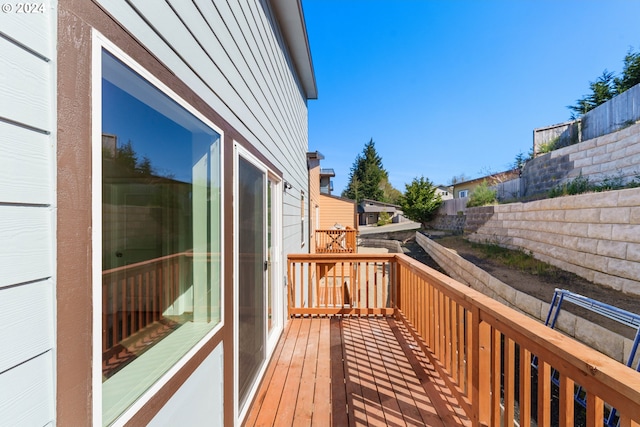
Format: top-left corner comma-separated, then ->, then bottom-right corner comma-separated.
473,314 -> 491,427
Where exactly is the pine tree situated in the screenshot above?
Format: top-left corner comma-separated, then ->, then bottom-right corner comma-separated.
342,139 -> 388,202
400,176 -> 443,227
614,48 -> 640,93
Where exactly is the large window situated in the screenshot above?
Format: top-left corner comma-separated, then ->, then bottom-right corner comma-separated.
100,49 -> 222,425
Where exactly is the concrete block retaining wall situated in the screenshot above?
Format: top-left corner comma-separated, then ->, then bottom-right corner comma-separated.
523,121 -> 640,196
416,232 -> 638,365
465,187 -> 640,296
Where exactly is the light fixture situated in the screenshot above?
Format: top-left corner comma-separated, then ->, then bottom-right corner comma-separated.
284,181 -> 293,190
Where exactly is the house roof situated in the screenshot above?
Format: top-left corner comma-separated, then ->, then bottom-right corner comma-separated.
453,169 -> 520,188
320,193 -> 355,204
270,0 -> 318,99
359,199 -> 401,213
320,168 -> 335,177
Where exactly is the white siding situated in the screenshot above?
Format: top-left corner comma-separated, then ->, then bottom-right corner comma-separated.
96,0 -> 310,257
0,36 -> 52,132
0,206 -> 52,288
148,343 -> 224,427
0,279 -> 54,373
0,1 -> 56,425
0,122 -> 52,204
0,350 -> 55,426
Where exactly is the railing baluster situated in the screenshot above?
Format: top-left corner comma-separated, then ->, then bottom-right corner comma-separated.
491,329 -> 501,426
519,346 -> 532,427
537,359 -> 551,427
504,337 -> 515,427
586,392 -> 604,427
559,372 -> 574,427
315,262 -> 320,309
478,321 -> 491,426
451,300 -> 459,384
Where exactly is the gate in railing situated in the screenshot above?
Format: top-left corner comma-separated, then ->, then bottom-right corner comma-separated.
314,228 -> 357,253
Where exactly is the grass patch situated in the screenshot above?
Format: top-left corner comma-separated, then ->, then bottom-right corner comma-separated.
469,241 -> 556,277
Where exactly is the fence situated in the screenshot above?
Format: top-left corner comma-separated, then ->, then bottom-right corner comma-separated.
534,83 -> 640,155
438,197 -> 469,215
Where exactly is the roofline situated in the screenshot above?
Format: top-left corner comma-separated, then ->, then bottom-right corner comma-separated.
306,150 -> 324,160
320,193 -> 356,204
360,198 -> 402,209
453,169 -> 519,187
270,0 -> 318,99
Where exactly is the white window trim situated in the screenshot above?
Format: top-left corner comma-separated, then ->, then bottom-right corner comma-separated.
91,29 -> 225,427
300,190 -> 305,247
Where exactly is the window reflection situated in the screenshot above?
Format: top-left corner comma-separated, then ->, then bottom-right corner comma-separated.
101,50 -> 221,425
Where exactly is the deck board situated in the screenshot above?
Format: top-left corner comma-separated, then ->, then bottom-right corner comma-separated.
244,317 -> 470,427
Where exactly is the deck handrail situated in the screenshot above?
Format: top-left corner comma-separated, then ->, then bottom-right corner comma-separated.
287,253 -> 640,427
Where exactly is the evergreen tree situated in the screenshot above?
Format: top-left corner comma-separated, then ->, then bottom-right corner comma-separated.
399,176 -> 442,228
568,46 -> 640,118
614,47 -> 640,93
342,139 -> 388,202
568,70 -> 615,118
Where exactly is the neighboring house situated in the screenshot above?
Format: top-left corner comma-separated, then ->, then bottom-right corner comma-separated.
436,185 -> 454,200
358,199 -> 403,225
0,1 -> 316,426
320,168 -> 335,194
307,152 -> 357,253
318,194 -> 358,230
453,169 -> 520,198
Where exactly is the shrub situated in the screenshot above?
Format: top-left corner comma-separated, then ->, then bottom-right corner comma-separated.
467,181 -> 497,207
377,211 -> 391,226
548,174 -> 590,198
537,136 -> 559,155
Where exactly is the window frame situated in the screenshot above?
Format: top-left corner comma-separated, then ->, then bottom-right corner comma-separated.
91,30 -> 225,427
300,190 -> 305,247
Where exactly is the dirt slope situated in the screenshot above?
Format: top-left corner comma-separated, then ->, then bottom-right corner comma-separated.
401,235 -> 640,339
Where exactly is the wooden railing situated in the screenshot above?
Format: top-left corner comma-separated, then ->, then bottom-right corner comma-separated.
287,253 -> 640,427
102,252 -> 189,366
314,228 -> 357,253
288,254 -> 395,316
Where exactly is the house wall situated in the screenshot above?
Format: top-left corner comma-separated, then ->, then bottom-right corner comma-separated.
308,158 -> 321,253
0,2 -> 57,425
92,0 -> 311,258
465,187 -> 640,296
55,0 -> 312,425
318,194 -> 357,229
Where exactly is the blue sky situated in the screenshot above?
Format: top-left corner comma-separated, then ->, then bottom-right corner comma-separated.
303,0 -> 640,194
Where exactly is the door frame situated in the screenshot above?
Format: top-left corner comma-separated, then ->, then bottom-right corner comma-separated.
233,142 -> 283,424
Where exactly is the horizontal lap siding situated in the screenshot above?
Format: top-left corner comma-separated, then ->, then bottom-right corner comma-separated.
0,2 -> 56,426
98,0 -> 310,256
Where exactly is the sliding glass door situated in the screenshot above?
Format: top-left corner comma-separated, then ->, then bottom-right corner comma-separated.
237,156 -> 265,408
235,149 -> 282,416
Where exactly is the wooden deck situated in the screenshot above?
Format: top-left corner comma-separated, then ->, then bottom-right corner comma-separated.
244,317 -> 470,427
